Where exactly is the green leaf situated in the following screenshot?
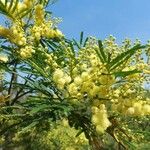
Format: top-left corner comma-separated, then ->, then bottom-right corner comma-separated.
76,129 -> 84,137
40,0 -> 58,6
0,106 -> 27,111
95,48 -> 105,63
4,0 -> 8,6
0,0 -> 19,20
28,60 -> 48,78
107,52 -> 111,63
69,42 -> 75,54
8,0 -> 14,12
11,0 -> 19,14
1,45 -> 13,51
46,39 -> 59,50
73,39 -> 80,49
19,121 -> 39,133
19,9 -> 32,18
98,40 -> 107,62
83,37 -> 89,47
0,0 -> 32,20
95,40 -> 107,64
1,114 -> 26,117
109,44 -> 146,70
113,69 -> 141,78
80,31 -> 84,45
122,139 -> 137,150
30,104 -> 49,115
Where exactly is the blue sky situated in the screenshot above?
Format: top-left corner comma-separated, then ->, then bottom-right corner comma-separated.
49,0 -> 150,43
0,0 -> 150,43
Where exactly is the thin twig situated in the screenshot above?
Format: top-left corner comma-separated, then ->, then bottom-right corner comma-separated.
6,63 -> 17,105
11,90 -> 33,105
11,75 -> 33,105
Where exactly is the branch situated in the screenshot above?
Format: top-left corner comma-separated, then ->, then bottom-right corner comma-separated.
10,74 -> 33,105
6,63 -> 17,105
11,90 -> 33,105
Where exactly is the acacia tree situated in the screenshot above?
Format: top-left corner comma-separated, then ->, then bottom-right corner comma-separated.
0,0 -> 150,150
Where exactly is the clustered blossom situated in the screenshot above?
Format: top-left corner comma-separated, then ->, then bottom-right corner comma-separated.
0,0 -> 64,59
0,0 -> 150,136
92,105 -> 111,134
112,99 -> 150,116
10,22 -> 27,46
53,68 -> 71,90
0,26 -> 14,40
31,4 -> 63,41
49,36 -> 150,133
20,45 -> 35,59
0,0 -> 35,19
0,55 -> 8,63
50,40 -> 115,132
0,22 -> 26,46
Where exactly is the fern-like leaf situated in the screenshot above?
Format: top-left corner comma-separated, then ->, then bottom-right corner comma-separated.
0,0 -> 19,19
0,0 -> 33,20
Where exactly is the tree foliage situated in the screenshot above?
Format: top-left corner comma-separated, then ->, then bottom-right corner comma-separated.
0,0 -> 150,150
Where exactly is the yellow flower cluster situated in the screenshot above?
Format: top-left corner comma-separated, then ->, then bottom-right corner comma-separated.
91,104 -> 111,134
10,23 -> 26,46
75,132 -> 88,145
45,53 -> 55,64
53,68 -> 71,90
20,45 -> 35,59
0,0 -> 35,19
0,55 -> 8,63
0,23 -> 26,46
103,36 -> 120,58
113,99 -> 150,116
52,44 -> 115,101
68,74 -> 113,100
23,0 -> 35,8
31,23 -> 63,41
31,4 -> 63,40
0,26 -> 14,40
44,53 -> 59,72
54,43 -> 115,134
61,119 -> 88,146
50,36 -> 149,135
126,102 -> 150,116
34,4 -> 45,25
0,1 -> 64,60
